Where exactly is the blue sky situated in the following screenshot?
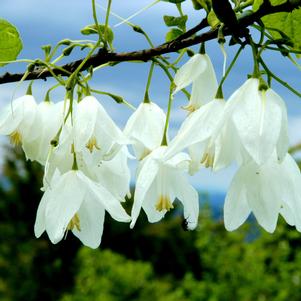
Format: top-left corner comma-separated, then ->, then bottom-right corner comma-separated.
1,0 -> 301,192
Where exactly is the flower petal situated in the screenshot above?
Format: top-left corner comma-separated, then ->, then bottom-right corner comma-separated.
224,167 -> 251,231
230,79 -> 282,164
265,89 -> 289,161
189,54 -> 218,108
78,172 -> 130,223
173,54 -> 207,94
72,199 -> 105,249
172,172 -> 199,230
165,99 -> 225,160
131,156 -> 160,228
45,171 -> 86,244
124,102 -> 166,155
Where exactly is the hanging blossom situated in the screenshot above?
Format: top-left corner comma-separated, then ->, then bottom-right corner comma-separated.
35,168 -> 131,249
165,98 -> 238,174
22,100 -> 65,165
224,78 -> 289,165
73,95 -> 128,163
131,146 -> 199,230
124,101 -> 166,160
43,96 -> 128,184
0,95 -> 39,147
224,153 -> 301,233
166,77 -> 289,174
173,53 -> 218,111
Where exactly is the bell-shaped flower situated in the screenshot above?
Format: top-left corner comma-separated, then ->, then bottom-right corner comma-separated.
225,78 -> 289,165
131,146 -> 199,230
224,153 -> 301,233
73,96 -> 128,163
124,102 -> 166,160
22,100 -> 65,165
173,53 -> 218,111
34,169 -> 131,249
0,95 -> 38,145
165,98 -> 235,174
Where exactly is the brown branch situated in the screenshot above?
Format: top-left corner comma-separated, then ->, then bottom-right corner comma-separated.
0,0 -> 300,85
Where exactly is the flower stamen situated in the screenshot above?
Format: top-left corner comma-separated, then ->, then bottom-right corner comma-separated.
67,213 -> 81,232
155,195 -> 174,212
9,130 -> 22,145
86,136 -> 100,153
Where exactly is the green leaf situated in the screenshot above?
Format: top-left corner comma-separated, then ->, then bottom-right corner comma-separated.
191,0 -> 212,12
207,10 -> 220,28
165,28 -> 183,42
81,24 -> 114,44
253,0 -> 301,51
0,19 -> 22,67
163,15 -> 188,30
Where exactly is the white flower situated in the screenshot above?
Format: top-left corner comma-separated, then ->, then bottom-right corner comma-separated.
165,98 -> 234,174
22,100 -> 65,165
124,102 -> 166,160
131,146 -> 199,230
73,95 -> 127,163
173,53 -> 218,111
34,169 -> 131,249
0,95 -> 38,145
224,153 -> 301,233
225,78 -> 289,165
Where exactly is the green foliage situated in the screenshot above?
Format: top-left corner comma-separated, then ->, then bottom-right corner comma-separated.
163,15 -> 188,31
60,249 -> 179,301
81,24 -> 114,44
0,19 -> 22,66
191,0 -> 212,12
253,0 -> 301,51
165,28 -> 183,42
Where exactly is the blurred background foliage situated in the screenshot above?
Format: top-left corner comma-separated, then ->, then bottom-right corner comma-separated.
0,146 -> 301,301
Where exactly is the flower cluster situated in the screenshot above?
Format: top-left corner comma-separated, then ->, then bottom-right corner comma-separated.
1,52 -> 301,248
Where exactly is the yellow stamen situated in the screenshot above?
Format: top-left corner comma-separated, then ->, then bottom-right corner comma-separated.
201,152 -> 214,168
182,104 -> 197,113
67,213 -> 81,232
155,195 -> 174,212
86,136 -> 100,153
9,131 -> 22,145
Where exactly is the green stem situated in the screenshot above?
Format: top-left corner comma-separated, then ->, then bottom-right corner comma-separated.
234,0 -> 253,12
250,39 -> 260,78
161,85 -> 173,146
92,0 -> 104,44
90,88 -> 136,110
215,45 -> 244,99
171,49 -> 186,66
144,61 -> 155,103
104,0 -> 113,49
176,3 -> 184,17
259,57 -> 301,98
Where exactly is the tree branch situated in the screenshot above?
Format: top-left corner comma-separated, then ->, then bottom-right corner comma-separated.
0,0 -> 300,85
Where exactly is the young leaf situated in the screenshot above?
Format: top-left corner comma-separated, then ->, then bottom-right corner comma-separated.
165,28 -> 183,42
81,24 -> 114,44
254,0 -> 301,50
0,19 -> 22,67
192,0 -> 212,12
163,15 -> 188,31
